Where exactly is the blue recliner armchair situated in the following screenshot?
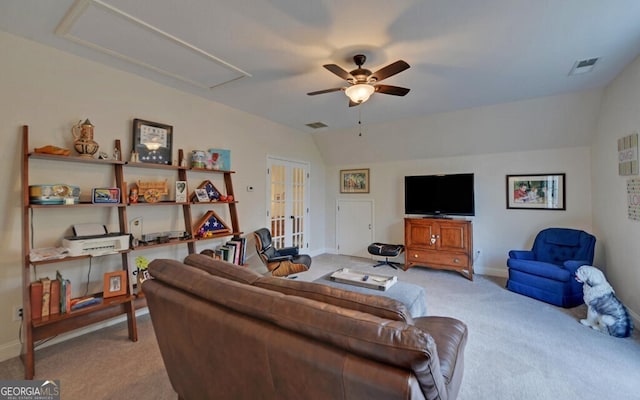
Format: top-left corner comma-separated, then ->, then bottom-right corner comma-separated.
506,227 -> 596,307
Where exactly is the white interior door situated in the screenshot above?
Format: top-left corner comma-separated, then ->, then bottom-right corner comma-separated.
266,157 -> 310,250
336,199 -> 374,258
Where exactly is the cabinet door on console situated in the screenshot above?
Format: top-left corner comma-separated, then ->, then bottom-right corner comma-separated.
438,222 -> 469,252
405,219 -> 437,248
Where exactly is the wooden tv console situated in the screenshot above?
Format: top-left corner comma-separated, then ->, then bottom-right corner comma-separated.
404,217 -> 473,280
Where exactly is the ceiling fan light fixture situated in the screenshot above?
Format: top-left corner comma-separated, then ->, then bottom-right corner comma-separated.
345,84 -> 375,104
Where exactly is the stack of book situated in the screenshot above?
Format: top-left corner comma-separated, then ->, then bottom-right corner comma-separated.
29,271 -> 73,319
211,237 -> 247,266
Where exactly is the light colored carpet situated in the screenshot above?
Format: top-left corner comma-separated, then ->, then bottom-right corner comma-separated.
1,254 -> 639,400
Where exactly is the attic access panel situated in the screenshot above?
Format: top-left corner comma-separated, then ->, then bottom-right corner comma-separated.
56,0 -> 250,89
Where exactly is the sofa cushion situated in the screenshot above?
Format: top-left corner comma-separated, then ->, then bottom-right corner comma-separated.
255,276 -> 414,323
147,259 -> 448,398
184,253 -> 262,284
185,253 -> 414,323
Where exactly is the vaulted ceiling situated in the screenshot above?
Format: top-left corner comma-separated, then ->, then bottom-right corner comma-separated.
2,1 -> 640,134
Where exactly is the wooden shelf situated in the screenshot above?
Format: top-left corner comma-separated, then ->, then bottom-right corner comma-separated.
28,250 -> 130,266
31,294 -> 134,328
127,200 -> 189,206
21,126 -> 137,379
21,125 -> 243,379
189,167 -> 235,174
28,152 -> 126,165
125,161 -> 186,170
29,202 -> 126,209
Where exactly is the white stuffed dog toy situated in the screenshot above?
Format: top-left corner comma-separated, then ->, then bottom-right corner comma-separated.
575,265 -> 633,338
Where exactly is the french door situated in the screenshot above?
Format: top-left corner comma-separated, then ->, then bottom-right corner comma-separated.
266,157 -> 310,250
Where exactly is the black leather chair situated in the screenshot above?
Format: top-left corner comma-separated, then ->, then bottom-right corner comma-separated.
253,228 -> 311,277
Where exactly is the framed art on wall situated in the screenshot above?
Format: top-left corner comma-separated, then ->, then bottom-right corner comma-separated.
340,168 -> 370,193
132,119 -> 173,165
506,173 -> 565,210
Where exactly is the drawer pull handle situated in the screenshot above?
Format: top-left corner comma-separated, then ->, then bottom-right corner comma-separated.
414,254 -> 419,258
453,258 -> 460,263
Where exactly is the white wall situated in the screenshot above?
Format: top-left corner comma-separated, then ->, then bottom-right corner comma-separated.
592,53 -> 640,320
313,89 -> 602,166
0,32 -> 326,360
324,146 -> 593,276
318,91 -> 599,276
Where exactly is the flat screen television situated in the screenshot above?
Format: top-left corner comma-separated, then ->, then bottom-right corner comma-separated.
404,173 -> 475,217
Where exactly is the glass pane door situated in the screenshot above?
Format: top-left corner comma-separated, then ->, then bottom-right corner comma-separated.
267,158 -> 309,250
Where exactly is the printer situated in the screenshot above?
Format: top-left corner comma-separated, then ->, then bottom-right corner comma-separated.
62,224 -> 130,256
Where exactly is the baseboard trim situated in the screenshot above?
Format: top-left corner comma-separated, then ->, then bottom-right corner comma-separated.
0,308 -> 149,364
0,339 -> 21,364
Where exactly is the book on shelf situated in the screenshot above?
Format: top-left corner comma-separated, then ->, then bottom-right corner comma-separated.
30,281 -> 43,319
227,238 -> 247,265
237,237 -> 247,265
41,278 -> 51,317
49,279 -> 60,315
219,238 -> 247,265
56,270 -> 71,314
225,241 -> 239,264
70,296 -> 101,311
219,246 -> 230,262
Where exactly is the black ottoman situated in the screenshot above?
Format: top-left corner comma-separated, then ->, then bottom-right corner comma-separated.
368,242 -> 405,269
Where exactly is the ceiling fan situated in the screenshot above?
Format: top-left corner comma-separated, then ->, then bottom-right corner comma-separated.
307,54 -> 410,107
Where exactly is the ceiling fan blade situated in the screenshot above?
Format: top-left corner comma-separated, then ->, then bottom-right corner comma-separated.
307,87 -> 345,96
323,64 -> 354,81
375,84 -> 410,96
370,60 -> 410,82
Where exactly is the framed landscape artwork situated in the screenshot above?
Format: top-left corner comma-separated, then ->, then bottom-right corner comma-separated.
340,168 -> 370,193
506,173 -> 565,210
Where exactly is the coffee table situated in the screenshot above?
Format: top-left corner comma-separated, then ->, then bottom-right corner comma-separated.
314,270 -> 428,318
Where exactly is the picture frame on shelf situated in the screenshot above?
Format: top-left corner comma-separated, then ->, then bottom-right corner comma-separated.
506,173 -> 565,210
175,181 -> 187,203
194,188 -> 210,202
207,148 -> 231,170
103,270 -> 127,298
340,168 -> 370,193
91,188 -> 120,204
132,119 -> 173,165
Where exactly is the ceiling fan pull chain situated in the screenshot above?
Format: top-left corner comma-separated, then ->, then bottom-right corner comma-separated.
358,108 -> 362,137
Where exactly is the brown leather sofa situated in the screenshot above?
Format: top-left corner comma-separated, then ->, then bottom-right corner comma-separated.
143,254 -> 468,400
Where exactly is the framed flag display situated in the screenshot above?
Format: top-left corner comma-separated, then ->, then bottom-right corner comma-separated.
193,210 -> 231,239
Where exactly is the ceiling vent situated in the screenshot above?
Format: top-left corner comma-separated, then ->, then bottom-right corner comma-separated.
305,122 -> 328,129
569,57 -> 599,75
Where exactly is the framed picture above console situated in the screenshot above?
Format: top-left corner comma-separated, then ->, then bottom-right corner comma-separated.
506,173 -> 565,210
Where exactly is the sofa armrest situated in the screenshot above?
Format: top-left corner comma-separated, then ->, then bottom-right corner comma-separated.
414,316 -> 468,400
563,260 -> 590,274
508,250 -> 535,260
